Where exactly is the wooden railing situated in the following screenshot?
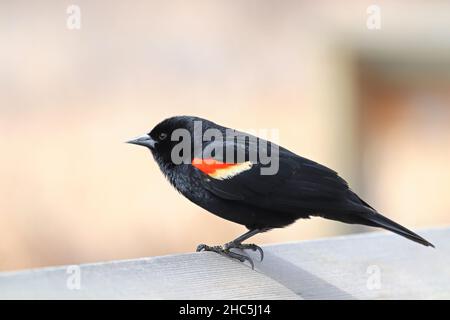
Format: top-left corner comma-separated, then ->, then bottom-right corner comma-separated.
0,227 -> 448,299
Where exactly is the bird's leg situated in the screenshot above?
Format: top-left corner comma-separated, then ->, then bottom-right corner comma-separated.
224,229 -> 267,262
196,228 -> 268,269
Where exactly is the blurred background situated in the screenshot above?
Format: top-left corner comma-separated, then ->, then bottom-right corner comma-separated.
1,0 -> 449,271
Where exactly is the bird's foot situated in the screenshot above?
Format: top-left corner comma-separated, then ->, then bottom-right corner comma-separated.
196,244 -> 256,269
224,242 -> 264,262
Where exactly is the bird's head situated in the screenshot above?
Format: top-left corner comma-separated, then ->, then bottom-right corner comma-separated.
127,116 -> 216,166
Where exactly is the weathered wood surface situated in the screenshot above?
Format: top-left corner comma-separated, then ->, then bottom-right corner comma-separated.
0,227 -> 448,299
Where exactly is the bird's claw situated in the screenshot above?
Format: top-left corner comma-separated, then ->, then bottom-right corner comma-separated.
196,243 -> 256,269
196,244 -> 222,252
224,242 -> 264,262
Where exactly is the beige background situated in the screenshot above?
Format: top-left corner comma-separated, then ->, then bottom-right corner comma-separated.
1,0 -> 449,271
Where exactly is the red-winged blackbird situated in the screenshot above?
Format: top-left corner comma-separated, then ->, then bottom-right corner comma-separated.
127,116 -> 434,267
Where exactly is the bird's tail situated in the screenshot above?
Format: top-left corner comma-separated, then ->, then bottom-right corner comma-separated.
361,212 -> 434,248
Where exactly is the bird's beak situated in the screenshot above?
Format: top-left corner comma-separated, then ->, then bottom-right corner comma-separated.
126,134 -> 156,149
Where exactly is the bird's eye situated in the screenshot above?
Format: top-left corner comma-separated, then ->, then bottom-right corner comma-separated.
159,132 -> 168,140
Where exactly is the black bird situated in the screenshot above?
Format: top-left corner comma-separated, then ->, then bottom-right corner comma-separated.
127,116 -> 434,267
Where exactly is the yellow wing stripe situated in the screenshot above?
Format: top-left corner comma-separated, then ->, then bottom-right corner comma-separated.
209,161 -> 253,180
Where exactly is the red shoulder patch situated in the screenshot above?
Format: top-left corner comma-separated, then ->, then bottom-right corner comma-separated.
192,158 -> 253,180
192,158 -> 236,174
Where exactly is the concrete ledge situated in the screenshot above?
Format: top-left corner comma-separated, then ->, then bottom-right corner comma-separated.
0,227 -> 449,299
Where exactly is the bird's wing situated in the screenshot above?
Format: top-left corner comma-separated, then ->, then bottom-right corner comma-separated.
192,139 -> 351,211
